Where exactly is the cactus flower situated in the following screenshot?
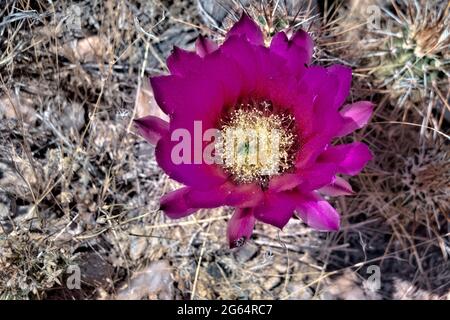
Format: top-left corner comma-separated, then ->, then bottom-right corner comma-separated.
135,14 -> 373,248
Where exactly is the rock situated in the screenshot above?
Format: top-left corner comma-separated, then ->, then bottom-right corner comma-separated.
322,271 -> 382,300
129,236 -> 148,261
115,260 -> 173,300
263,276 -> 281,291
285,282 -> 314,300
233,242 -> 259,264
61,36 -> 108,63
206,263 -> 222,279
0,199 -> 10,218
77,252 -> 114,287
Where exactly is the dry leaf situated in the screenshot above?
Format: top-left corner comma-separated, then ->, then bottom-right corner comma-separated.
62,35 -> 108,63
135,77 -> 169,121
0,94 -> 35,123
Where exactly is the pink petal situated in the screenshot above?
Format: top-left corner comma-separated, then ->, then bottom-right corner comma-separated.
185,182 -> 263,209
327,65 -> 352,109
269,163 -> 336,193
297,163 -> 337,191
195,35 -> 218,57
268,173 -> 302,192
151,74 -> 224,127
134,115 -> 169,145
254,47 -> 297,99
293,67 -> 340,167
226,183 -> 264,208
298,65 -> 328,96
227,13 -> 264,46
290,29 -> 314,61
288,90 -> 315,136
160,187 -> 198,219
220,36 -> 260,94
253,191 -> 297,229
318,142 -> 372,176
151,74 -> 237,191
296,193 -> 340,231
149,75 -> 181,115
161,183 -> 261,221
199,53 -> 244,106
305,68 -> 344,141
167,47 -> 203,76
319,176 -> 354,196
338,101 -> 374,136
227,208 -> 256,248
295,134 -> 333,169
270,31 -> 309,78
155,134 -> 228,190
186,186 -> 229,209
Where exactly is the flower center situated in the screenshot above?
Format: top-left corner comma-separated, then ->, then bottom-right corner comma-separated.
218,101 -> 299,186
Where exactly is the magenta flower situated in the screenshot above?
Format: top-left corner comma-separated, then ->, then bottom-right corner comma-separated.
135,14 -> 373,248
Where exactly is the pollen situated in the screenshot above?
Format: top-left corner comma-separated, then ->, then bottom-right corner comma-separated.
218,101 -> 299,186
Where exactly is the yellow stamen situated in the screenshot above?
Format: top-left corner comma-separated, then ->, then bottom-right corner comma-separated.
218,101 -> 298,186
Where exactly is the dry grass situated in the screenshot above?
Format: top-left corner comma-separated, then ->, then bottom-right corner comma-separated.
0,0 -> 448,300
